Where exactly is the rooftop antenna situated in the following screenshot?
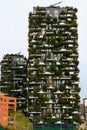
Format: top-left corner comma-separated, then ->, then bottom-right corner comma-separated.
50,1 -> 63,7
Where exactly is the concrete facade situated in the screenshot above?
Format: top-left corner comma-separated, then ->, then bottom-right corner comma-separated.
0,92 -> 16,127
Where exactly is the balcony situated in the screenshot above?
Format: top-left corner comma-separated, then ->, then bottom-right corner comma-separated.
67,14 -> 73,18
70,91 -> 79,95
54,90 -> 62,94
66,86 -> 71,90
46,58 -> 56,62
29,96 -> 38,99
29,81 -> 41,85
38,90 -> 47,94
67,40 -> 73,44
29,54 -> 41,58
41,23 -> 46,27
28,87 -> 33,90
29,111 -> 41,114
70,27 -> 77,30
36,10 -> 46,14
46,31 -> 54,36
70,54 -> 78,58
31,39 -> 37,43
59,76 -> 71,80
47,85 -> 54,90
59,23 -> 68,28
59,15 -> 67,19
29,27 -> 41,33
38,35 -> 43,39
67,18 -> 72,22
59,48 -> 71,53
38,62 -> 45,66
45,99 -> 55,104
72,111 -> 79,114
55,121 -> 64,125
13,78 -> 23,81
64,116 -> 72,120
69,72 -> 74,75
72,81 -> 79,85
43,71 -> 54,76
29,67 -> 38,71
56,62 -> 60,65
68,44 -> 73,48
10,89 -> 22,92
63,106 -> 72,109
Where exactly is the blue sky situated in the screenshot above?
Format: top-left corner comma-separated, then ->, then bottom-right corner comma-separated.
0,0 -> 87,102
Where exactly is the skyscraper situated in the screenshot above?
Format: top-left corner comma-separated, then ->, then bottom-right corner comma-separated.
28,5 -> 81,125
0,54 -> 27,113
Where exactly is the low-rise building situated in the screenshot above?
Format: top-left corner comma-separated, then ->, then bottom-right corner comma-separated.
0,92 -> 16,127
80,98 -> 87,122
83,98 -> 87,121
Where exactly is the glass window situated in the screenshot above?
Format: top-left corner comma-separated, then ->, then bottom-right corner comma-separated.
54,10 -> 58,14
47,10 -> 50,14
54,14 -> 58,18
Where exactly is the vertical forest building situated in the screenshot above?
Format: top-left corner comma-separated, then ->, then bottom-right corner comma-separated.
0,54 -> 27,113
28,6 -> 81,125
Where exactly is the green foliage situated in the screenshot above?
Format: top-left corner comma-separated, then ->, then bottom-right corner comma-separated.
4,127 -> 15,130
59,84 -> 65,92
46,15 -> 51,23
4,111 -> 32,130
73,114 -> 82,124
9,110 -> 15,116
16,111 -> 32,130
48,61 -> 56,72
36,6 -> 45,11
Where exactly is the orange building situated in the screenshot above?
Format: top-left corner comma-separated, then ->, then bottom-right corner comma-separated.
0,92 -> 16,127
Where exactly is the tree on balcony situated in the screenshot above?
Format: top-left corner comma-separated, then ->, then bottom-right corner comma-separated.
4,111 -> 32,130
74,86 -> 80,92
48,61 -> 56,72
36,115 -> 40,122
59,84 -> 65,92
46,14 -> 52,23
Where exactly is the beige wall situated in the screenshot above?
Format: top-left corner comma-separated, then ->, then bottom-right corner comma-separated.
83,99 -> 87,106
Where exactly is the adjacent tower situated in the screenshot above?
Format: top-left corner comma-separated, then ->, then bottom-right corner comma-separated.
0,54 -> 27,113
28,6 -> 81,125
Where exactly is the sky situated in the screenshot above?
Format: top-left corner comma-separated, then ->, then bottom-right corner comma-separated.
0,0 -> 87,102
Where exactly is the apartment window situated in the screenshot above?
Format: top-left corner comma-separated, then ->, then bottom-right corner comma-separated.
42,28 -> 45,35
53,54 -> 57,59
54,10 -> 58,14
58,54 -> 60,61
57,80 -> 60,86
53,80 -> 57,86
9,99 -> 14,102
54,14 -> 58,18
62,71 -> 65,77
62,80 -> 65,84
56,114 -> 60,118
4,99 -> 6,102
47,10 -> 50,14
49,104 -> 52,108
0,98 -> 2,101
85,107 -> 87,112
50,53 -> 53,59
41,80 -> 45,86
47,90 -> 51,98
54,10 -> 58,18
41,53 -> 45,61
